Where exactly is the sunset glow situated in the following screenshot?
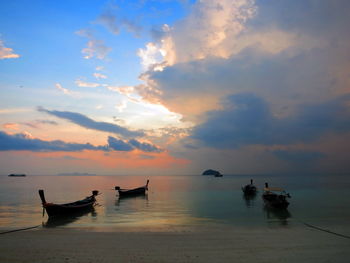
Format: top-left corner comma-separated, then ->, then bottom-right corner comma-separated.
1,0 -> 350,175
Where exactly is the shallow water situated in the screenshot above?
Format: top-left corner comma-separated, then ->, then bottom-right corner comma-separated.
0,174 -> 349,234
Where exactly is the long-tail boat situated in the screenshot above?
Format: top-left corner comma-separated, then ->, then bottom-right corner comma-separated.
262,183 -> 291,209
115,180 -> 149,197
38,190 -> 99,217
242,179 -> 257,195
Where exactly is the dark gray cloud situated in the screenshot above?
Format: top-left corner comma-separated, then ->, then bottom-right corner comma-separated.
191,93 -> 350,149
271,149 -> 325,165
255,0 -> 350,37
108,136 -> 134,151
0,132 -> 162,153
129,138 -> 163,153
0,131 -> 108,152
22,119 -> 58,129
108,136 -> 163,153
38,107 -> 144,138
37,120 -> 58,125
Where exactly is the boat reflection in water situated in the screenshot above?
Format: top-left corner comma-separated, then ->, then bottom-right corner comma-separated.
242,192 -> 257,208
43,207 -> 97,228
115,193 -> 149,206
263,206 -> 292,226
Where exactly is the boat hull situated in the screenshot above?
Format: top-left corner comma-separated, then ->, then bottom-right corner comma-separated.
242,185 -> 257,195
117,187 -> 147,197
115,180 -> 149,198
39,190 -> 98,217
44,201 -> 95,217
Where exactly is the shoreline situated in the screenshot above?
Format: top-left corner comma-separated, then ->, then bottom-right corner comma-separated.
1,224 -> 349,263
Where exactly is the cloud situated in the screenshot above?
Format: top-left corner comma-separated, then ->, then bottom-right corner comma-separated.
0,131 -> 107,152
271,149 -> 325,165
55,83 -> 75,95
75,79 -> 101,88
93,73 -> 107,79
129,138 -> 163,153
137,0 -> 257,69
0,108 -> 31,114
191,93 -> 350,149
107,85 -> 145,105
83,39 -> 111,60
37,120 -> 58,125
0,40 -> 20,59
121,18 -> 142,37
107,85 -> 134,95
3,123 -> 19,130
21,119 -> 58,129
131,0 -> 350,123
97,12 -> 120,34
137,43 -> 343,119
108,136 -> 163,153
137,42 -> 166,71
0,132 -> 162,153
76,29 -> 111,60
96,11 -> 142,37
107,136 -> 134,151
115,100 -> 127,113
37,107 -> 144,137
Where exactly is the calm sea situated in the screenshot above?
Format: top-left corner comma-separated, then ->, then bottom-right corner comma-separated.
0,174 -> 349,233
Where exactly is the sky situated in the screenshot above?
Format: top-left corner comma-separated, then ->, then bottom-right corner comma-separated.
1,0 -> 350,176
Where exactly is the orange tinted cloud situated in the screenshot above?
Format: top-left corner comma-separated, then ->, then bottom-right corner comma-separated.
3,123 -> 19,130
0,40 -> 20,59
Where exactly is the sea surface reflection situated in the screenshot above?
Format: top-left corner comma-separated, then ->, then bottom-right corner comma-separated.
242,193 -> 257,208
0,174 -> 349,232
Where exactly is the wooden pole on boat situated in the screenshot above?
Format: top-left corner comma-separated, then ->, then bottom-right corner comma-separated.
146,179 -> 149,190
38,190 -> 46,217
38,189 -> 46,204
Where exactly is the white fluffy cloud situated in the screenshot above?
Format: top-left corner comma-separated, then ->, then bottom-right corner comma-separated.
137,0 -> 258,70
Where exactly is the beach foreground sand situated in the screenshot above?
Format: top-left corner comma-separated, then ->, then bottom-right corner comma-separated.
0,225 -> 349,263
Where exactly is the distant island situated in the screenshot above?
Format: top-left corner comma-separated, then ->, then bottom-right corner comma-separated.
8,174 -> 26,177
202,169 -> 223,177
57,172 -> 96,176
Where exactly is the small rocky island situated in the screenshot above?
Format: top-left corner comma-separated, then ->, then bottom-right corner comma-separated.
8,174 -> 26,177
202,169 -> 223,177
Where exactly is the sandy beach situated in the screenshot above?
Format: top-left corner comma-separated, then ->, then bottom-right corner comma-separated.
1,225 -> 349,263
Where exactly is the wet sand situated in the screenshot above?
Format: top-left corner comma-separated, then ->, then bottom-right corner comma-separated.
0,225 -> 349,263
